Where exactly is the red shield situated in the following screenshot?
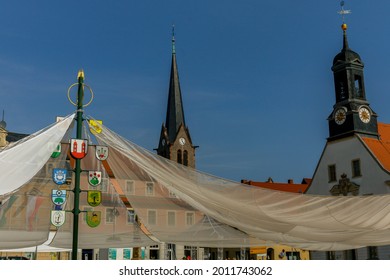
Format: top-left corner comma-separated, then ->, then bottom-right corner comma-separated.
70,139 -> 88,159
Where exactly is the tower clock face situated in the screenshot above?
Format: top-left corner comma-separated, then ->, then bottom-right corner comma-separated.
179,137 -> 186,146
334,108 -> 347,125
358,107 -> 371,123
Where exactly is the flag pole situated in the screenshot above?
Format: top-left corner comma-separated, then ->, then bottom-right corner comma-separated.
71,69 -> 85,260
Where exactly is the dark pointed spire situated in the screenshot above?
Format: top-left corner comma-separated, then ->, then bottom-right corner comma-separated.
165,27 -> 186,143
0,110 -> 6,129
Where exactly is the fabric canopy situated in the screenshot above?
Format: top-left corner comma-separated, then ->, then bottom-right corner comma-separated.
90,117 -> 390,251
0,114 -> 75,249
0,114 -> 75,196
2,113 -> 390,251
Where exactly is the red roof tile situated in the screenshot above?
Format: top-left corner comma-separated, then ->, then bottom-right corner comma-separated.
361,122 -> 390,172
241,179 -> 310,193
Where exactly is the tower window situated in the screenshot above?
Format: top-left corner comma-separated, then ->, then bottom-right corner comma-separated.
177,149 -> 182,164
183,150 -> 188,166
328,164 -> 337,183
354,75 -> 363,98
352,159 -> 362,177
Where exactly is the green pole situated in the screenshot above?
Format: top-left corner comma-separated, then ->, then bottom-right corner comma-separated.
72,70 -> 85,260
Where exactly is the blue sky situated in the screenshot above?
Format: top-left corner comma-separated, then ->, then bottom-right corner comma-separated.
1,1 -> 390,183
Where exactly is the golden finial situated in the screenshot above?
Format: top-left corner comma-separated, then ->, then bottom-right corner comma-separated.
77,69 -> 85,79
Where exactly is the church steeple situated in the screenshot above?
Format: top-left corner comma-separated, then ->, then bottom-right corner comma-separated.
156,27 -> 197,168
165,25 -> 186,143
328,4 -> 378,141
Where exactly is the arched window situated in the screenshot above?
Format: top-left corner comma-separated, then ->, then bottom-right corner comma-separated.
183,150 -> 188,166
177,150 -> 182,164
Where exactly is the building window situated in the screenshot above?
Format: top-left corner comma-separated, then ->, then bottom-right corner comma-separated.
146,182 -> 154,196
183,150 -> 188,166
286,251 -> 301,260
177,150 -> 182,164
328,164 -> 337,182
105,208 -> 118,224
352,159 -> 362,177
127,210 -> 135,224
166,243 -> 176,260
100,178 -> 109,193
186,212 -> 194,226
125,180 -> 134,195
184,246 -> 197,260
147,210 -> 157,225
167,211 -> 176,226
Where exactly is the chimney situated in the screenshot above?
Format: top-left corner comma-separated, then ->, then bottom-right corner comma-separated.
288,179 -> 294,184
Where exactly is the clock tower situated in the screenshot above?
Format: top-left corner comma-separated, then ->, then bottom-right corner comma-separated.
156,29 -> 197,168
328,23 -> 378,141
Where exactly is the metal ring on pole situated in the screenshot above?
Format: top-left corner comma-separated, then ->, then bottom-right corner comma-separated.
67,83 -> 94,107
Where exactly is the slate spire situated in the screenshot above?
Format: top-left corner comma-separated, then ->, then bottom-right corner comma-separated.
165,26 -> 186,143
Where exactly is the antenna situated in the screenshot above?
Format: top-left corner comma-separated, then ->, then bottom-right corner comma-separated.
338,1 -> 351,24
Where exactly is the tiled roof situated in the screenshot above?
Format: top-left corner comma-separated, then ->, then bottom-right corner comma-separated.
361,122 -> 390,172
241,179 -> 310,193
6,132 -> 29,142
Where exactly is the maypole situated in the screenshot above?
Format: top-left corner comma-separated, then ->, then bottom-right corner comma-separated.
66,69 -> 94,260
71,69 -> 84,260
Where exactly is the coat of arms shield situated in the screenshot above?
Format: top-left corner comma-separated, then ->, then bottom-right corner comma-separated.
51,210 -> 66,227
51,144 -> 61,158
95,145 -> 109,161
87,190 -> 102,207
52,168 -> 67,185
86,211 -> 101,228
88,171 -> 102,186
70,139 -> 88,159
51,189 -> 67,206
88,119 -> 103,135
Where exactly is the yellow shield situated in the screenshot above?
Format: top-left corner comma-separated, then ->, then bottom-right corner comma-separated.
87,190 -> 102,207
86,211 -> 101,228
88,120 -> 103,134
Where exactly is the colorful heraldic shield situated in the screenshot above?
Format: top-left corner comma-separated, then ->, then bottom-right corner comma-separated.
51,144 -> 61,158
52,168 -> 67,185
51,189 -> 67,206
88,119 -> 103,135
88,171 -> 102,186
51,210 -> 66,227
87,190 -> 102,207
70,139 -> 88,159
95,145 -> 108,161
86,211 -> 101,228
